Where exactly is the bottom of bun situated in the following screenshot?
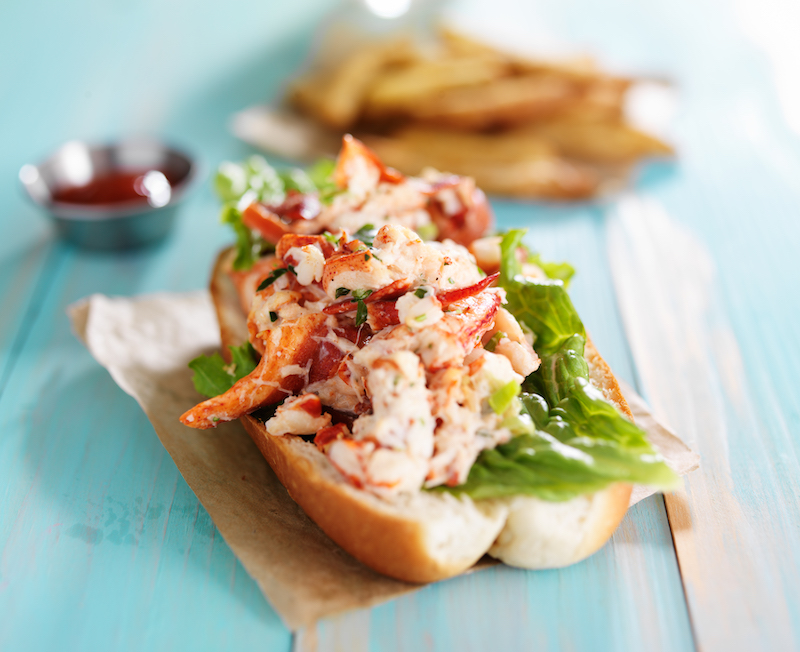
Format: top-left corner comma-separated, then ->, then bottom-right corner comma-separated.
242,415 -> 509,583
211,248 -> 633,582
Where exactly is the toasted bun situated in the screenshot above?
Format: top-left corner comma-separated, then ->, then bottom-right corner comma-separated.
209,249 -> 631,581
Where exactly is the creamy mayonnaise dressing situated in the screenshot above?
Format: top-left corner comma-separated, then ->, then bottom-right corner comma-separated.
247,225 -> 540,498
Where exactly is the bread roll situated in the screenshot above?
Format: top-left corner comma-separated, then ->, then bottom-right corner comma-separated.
209,249 -> 632,582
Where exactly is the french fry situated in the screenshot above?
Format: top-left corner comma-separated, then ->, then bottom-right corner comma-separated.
522,117 -> 674,163
363,130 -> 598,199
405,74 -> 581,129
439,27 -> 605,81
381,126 -> 556,162
289,38 -> 416,129
279,26 -> 674,199
363,54 -> 512,118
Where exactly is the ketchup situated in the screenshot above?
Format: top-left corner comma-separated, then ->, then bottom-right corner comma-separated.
51,168 -> 178,206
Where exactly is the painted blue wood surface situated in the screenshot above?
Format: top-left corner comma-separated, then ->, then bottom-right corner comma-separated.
2,0 -> 799,649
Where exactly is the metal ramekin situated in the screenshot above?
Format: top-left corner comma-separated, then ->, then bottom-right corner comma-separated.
19,139 -> 198,250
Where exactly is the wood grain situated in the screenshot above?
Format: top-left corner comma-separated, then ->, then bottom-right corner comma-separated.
609,196 -> 800,651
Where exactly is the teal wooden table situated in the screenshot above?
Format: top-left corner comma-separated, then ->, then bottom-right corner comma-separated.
1,0 -> 798,650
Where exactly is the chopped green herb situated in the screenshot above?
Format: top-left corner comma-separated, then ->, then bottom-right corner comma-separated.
269,311 -> 278,322
352,288 -> 373,326
484,331 -> 507,352
352,289 -> 373,301
364,253 -> 370,261
322,231 -> 339,244
355,300 -> 368,326
414,288 -> 427,299
414,314 -> 427,322
448,277 -> 455,284
257,268 -> 288,292
416,223 -> 438,241
489,381 -> 521,415
335,287 -> 350,298
353,224 -> 377,247
287,264 -> 297,276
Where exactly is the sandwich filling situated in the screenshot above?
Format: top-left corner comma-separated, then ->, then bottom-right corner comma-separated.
185,139 -> 679,504
216,135 -> 492,279
182,225 -> 540,497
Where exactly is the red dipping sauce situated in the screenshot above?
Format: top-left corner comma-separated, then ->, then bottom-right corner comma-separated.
51,168 -> 178,207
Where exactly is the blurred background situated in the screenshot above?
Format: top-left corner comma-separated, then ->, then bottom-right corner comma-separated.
6,0 -> 800,274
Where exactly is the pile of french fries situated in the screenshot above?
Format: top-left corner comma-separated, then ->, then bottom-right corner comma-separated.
288,28 -> 673,199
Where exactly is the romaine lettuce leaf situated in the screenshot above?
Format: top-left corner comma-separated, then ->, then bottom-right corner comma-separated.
498,227 -> 576,288
443,229 -> 679,501
214,156 -> 339,270
220,203 -> 272,271
305,158 -> 339,203
527,253 -> 575,287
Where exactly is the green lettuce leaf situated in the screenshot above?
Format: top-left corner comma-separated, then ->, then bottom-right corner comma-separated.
220,203 -> 273,271
306,158 -> 339,203
279,168 -> 317,195
442,229 -> 679,501
498,227 -> 576,288
188,342 -> 259,398
527,253 -> 575,287
213,157 -> 339,270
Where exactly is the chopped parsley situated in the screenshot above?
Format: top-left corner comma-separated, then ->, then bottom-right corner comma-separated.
351,289 -> 373,301
335,287 -> 350,298
355,301 -> 368,326
353,224 -> 377,247
256,268 -> 288,292
352,288 -> 373,326
484,331 -> 507,352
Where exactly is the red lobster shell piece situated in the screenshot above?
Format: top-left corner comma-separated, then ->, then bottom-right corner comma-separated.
276,233 -> 336,263
323,278 -> 412,315
427,186 -> 494,247
242,202 -> 323,245
180,313 -> 328,429
334,134 -> 405,188
437,273 -> 499,306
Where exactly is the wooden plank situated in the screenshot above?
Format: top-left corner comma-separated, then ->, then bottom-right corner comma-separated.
608,196 -> 800,651
0,243 -> 293,651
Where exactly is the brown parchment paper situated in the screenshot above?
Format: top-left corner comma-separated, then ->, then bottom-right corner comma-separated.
68,291 -> 698,630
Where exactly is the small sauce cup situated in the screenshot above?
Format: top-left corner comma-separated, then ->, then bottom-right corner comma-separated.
20,139 -> 198,250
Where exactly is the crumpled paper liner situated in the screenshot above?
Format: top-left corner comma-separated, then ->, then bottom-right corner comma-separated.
68,291 -> 698,629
